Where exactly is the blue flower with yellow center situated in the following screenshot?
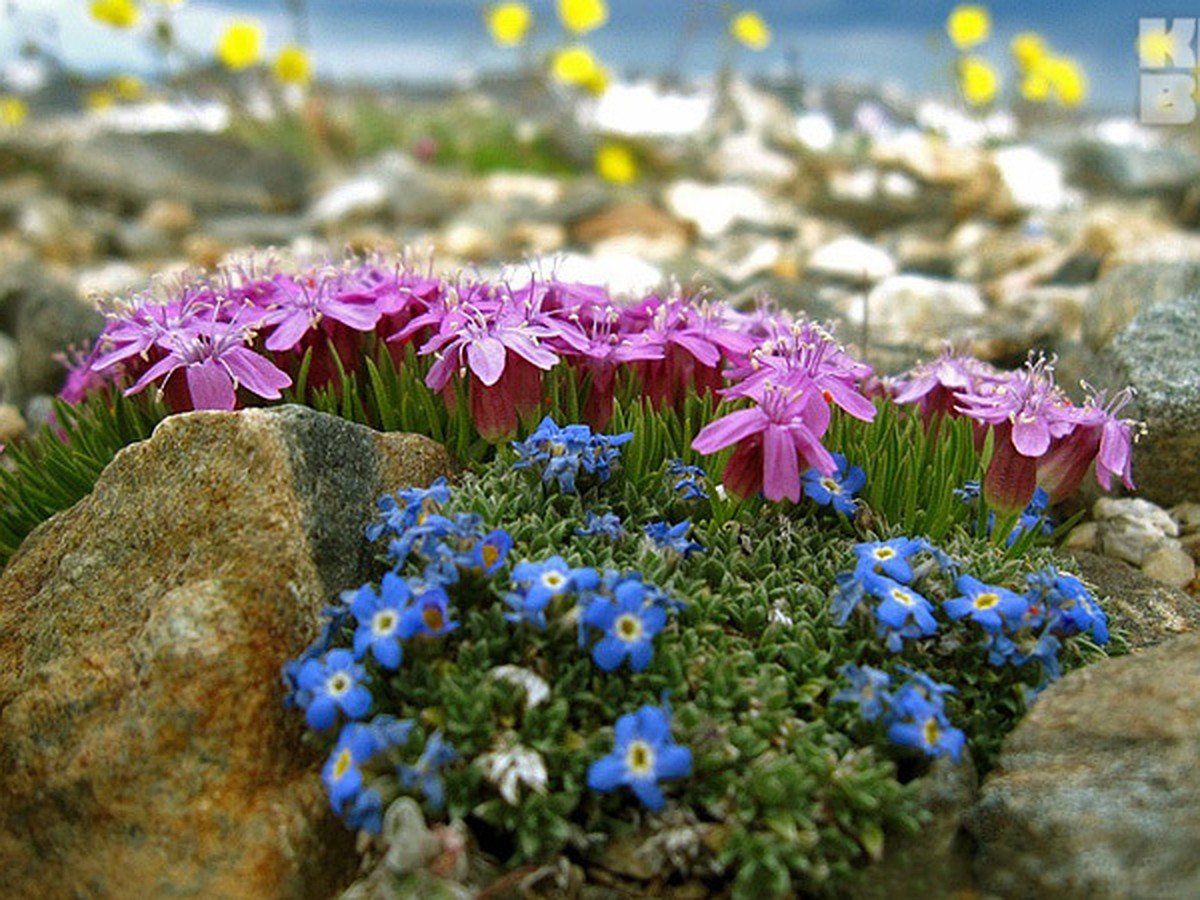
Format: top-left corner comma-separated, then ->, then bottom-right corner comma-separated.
298,649 -> 372,730
943,574 -> 1027,633
349,571 -> 412,669
853,537 -> 924,583
802,452 -> 865,515
465,528 -> 512,575
322,723 -> 380,814
587,704 -> 692,811
398,586 -> 459,639
582,581 -> 667,672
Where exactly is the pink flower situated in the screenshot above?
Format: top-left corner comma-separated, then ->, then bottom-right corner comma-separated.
1036,387 -> 1137,502
124,305 -> 291,411
692,382 -> 835,502
262,273 -> 383,352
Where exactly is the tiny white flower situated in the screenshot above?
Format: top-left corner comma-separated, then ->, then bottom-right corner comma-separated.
479,744 -> 548,806
489,665 -> 550,709
768,602 -> 794,627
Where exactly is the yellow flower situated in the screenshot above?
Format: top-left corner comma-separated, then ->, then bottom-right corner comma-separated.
216,20 -> 264,71
90,0 -> 140,29
557,0 -> 607,35
1010,32 -> 1047,71
596,142 -> 637,184
0,96 -> 28,128
1019,70 -> 1050,103
86,90 -> 115,112
946,4 -> 990,51
273,45 -> 312,86
958,56 -> 999,106
1138,29 -> 1175,68
1043,56 -> 1086,107
486,2 -> 533,48
111,74 -> 144,101
552,44 -> 607,93
730,11 -> 771,51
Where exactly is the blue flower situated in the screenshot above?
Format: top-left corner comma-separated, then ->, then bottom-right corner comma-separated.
802,452 -> 865,516
349,572 -> 412,669
1004,487 -> 1053,546
512,417 -> 632,493
868,577 -> 938,651
397,731 -> 458,810
587,705 -> 692,811
602,569 -> 686,615
943,574 -> 1028,634
397,585 -> 459,639
583,581 -> 667,672
666,459 -> 709,500
463,528 -> 513,575
832,664 -> 892,722
322,723 -> 380,814
298,649 -> 373,730
365,713 -> 416,751
282,603 -> 350,709
853,538 -> 924,583
1027,567 -> 1108,644
885,690 -> 966,762
830,570 -> 868,625
507,556 -> 601,627
344,787 -> 383,833
577,510 -> 624,540
367,477 -> 452,541
644,520 -> 704,557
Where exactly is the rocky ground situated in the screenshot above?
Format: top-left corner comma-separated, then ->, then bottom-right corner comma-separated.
2,75 -> 1200,897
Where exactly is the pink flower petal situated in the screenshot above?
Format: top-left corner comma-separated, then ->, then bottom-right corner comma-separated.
265,310 -> 314,352
762,425 -> 801,502
187,361 -> 237,410
467,336 -> 507,386
225,346 -> 292,399
692,407 -> 766,454
1011,416 -> 1051,457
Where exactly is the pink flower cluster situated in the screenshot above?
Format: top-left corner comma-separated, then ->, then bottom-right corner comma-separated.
65,260 -> 1136,510
891,347 -> 1137,512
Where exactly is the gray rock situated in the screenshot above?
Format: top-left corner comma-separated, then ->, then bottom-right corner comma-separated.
1071,550 -> 1200,650
308,152 -> 462,230
13,274 -> 101,402
203,213 -> 309,248
970,632 -> 1200,898
0,406 -> 453,898
1095,290 -> 1200,506
1069,140 -> 1200,196
58,132 -> 308,213
1083,262 -> 1200,352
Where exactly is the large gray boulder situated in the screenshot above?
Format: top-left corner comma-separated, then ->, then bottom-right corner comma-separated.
970,632 -> 1200,898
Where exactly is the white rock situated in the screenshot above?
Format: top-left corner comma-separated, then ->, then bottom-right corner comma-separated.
308,176 -> 389,227
1141,544 -> 1196,589
664,180 -> 774,239
504,252 -> 663,298
590,80 -> 713,138
479,744 -> 548,806
855,274 -> 986,343
1097,517 -> 1169,567
991,145 -> 1075,213
713,131 -> 797,185
794,112 -> 836,152
482,172 -> 563,207
807,236 -> 897,283
697,238 -> 783,284
1170,502 -> 1200,534
1064,521 -> 1098,552
76,262 -> 145,300
1093,497 -> 1179,536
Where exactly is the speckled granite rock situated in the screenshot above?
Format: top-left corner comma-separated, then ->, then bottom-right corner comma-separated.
970,632 -> 1200,898
0,405 -> 452,899
1071,550 -> 1200,649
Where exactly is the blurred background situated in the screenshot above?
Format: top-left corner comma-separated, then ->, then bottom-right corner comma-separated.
0,0 -> 1196,440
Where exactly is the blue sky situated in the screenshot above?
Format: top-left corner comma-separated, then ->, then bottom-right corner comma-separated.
2,1 -> 1145,111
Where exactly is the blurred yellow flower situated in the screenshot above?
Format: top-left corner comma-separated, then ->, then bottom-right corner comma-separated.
91,0 -> 140,29
946,4 -> 990,51
1044,56 -> 1086,107
273,45 -> 312,86
596,142 -> 637,184
1010,32 -> 1047,71
0,96 -> 28,127
1139,29 -> 1175,68
958,56 -> 998,106
558,0 -> 608,35
111,74 -> 144,101
552,44 -> 608,94
217,20 -> 264,71
486,2 -> 533,47
1019,70 -> 1050,103
731,11 -> 771,51
86,90 -> 115,111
